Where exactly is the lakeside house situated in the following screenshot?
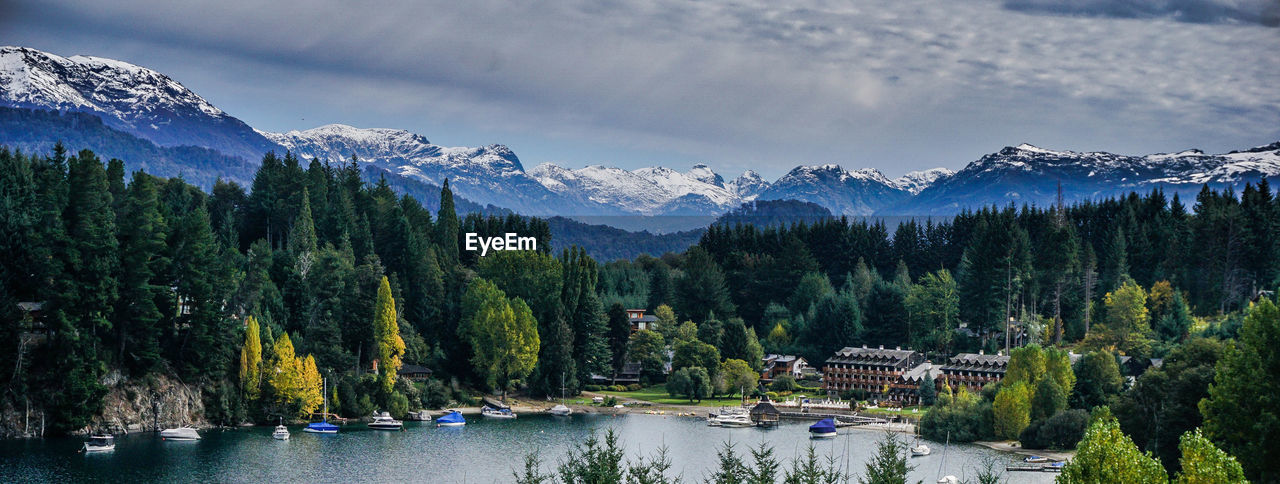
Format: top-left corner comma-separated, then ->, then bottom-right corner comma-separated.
760,354 -> 811,382
822,345 -> 926,404
749,399 -> 781,427
939,352 -> 1010,394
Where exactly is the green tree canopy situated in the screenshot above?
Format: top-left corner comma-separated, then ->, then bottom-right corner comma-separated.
1200,298 -> 1280,482
1058,413 -> 1167,484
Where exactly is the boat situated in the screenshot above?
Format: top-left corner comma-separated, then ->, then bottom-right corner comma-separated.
272,424 -> 290,440
83,434 -> 115,453
304,377 -> 340,434
405,410 -> 434,421
934,431 -> 954,484
1023,455 -> 1050,463
1042,462 -> 1065,472
708,407 -> 749,426
303,421 -> 340,434
808,418 -> 838,438
548,372 -> 572,416
368,412 -> 403,430
911,443 -> 931,456
159,427 -> 201,440
481,406 -> 517,419
436,410 -> 466,427
718,414 -> 754,428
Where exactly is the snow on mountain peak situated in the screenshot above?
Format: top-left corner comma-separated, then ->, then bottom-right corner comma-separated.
685,163 -> 725,187
0,46 -> 224,118
894,168 -> 955,195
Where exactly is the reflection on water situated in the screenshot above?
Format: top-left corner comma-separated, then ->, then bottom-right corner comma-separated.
0,414 -> 1054,483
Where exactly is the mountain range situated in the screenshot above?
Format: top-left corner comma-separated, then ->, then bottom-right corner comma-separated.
2,45 -> 1278,226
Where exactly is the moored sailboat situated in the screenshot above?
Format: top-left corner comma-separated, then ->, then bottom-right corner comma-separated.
304,377 -> 340,434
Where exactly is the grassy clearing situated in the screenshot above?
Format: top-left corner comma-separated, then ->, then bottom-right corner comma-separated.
592,384 -> 750,406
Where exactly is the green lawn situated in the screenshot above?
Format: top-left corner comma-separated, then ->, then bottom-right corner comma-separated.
592,384 -> 751,406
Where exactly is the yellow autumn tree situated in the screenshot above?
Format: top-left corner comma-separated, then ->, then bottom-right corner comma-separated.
459,278 -> 540,399
268,332 -> 303,408
298,355 -> 324,417
373,276 -> 405,393
238,315 -> 262,401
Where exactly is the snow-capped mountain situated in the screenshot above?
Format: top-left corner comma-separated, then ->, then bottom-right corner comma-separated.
894,168 -> 954,195
755,164 -> 913,216
727,170 -> 771,199
263,124 -> 593,215
529,163 -> 744,216
0,46 -> 277,161
879,143 -> 1280,216
4,47 -> 1279,224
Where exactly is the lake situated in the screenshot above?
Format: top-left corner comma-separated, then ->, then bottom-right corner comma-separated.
0,414 -> 1054,483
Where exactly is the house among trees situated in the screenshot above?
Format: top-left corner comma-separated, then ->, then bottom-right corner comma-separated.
399,364 -> 433,382
822,345 -> 925,401
760,354 -> 810,382
938,352 -> 1010,393
627,308 -> 657,333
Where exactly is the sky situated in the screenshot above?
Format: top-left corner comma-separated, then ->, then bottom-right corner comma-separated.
2,0 -> 1277,179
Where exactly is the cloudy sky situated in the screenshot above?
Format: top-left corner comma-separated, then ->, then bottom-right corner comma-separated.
3,0 -> 1277,178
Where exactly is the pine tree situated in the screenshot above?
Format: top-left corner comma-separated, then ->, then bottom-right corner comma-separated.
676,246 -> 735,322
606,303 -> 630,373
64,149 -> 119,340
435,179 -> 460,262
373,276 -> 406,393
113,171 -> 168,372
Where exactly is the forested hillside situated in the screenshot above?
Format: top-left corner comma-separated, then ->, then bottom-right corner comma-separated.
3,144 -> 1278,480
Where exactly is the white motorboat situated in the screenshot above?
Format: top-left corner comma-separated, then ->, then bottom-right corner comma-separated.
708,407 -> 749,426
1023,455 -> 1050,464
272,424 -> 290,440
718,414 -> 755,428
482,406 -> 517,419
368,412 -> 404,430
160,427 -> 201,440
937,477 -> 959,484
83,434 -> 115,453
911,444 -> 931,456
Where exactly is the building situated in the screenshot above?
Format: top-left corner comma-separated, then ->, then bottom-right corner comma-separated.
627,309 -> 658,333
893,362 -> 942,405
761,354 -> 810,382
822,345 -> 925,401
939,352 -> 1010,393
749,400 -> 781,427
399,364 -> 434,382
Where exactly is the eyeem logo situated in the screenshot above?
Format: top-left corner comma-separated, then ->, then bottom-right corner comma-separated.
464,233 -> 537,257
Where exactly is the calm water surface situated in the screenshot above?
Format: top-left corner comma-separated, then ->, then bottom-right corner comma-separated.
0,414 -> 1054,483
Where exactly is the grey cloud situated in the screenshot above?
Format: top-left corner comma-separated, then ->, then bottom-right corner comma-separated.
1004,0 -> 1280,26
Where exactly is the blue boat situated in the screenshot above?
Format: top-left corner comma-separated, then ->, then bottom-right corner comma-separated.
303,421 -> 339,434
436,410 -> 466,427
809,418 -> 837,438
303,377 -> 340,434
